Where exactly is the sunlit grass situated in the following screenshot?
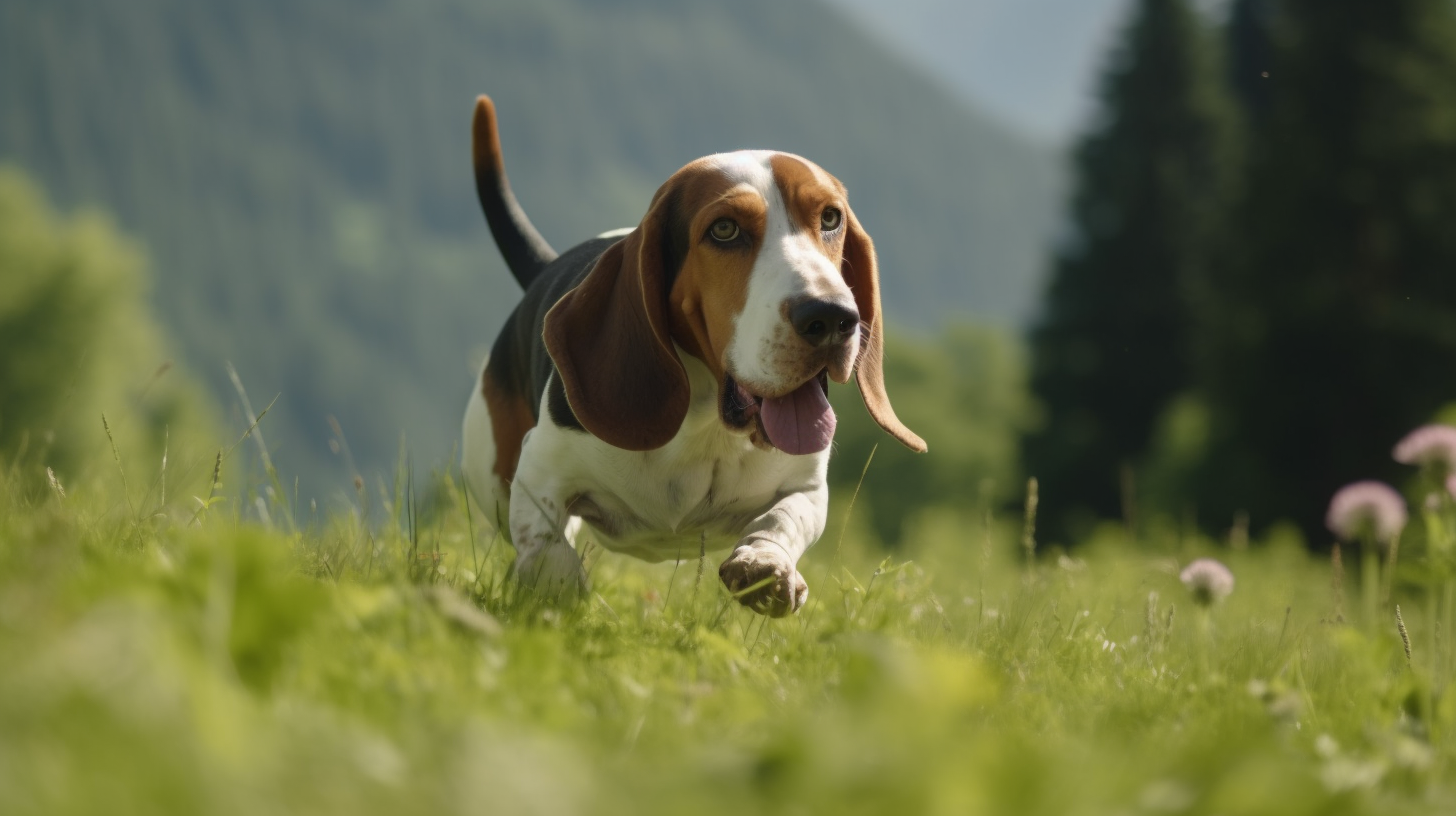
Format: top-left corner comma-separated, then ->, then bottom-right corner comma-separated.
0,444 -> 1452,815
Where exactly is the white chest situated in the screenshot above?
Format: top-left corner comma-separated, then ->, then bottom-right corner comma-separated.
525,411 -> 818,561
515,358 -> 826,562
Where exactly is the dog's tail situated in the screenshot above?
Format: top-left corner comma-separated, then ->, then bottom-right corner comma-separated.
472,95 -> 556,289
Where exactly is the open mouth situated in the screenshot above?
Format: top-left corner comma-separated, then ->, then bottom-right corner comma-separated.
721,369 -> 835,456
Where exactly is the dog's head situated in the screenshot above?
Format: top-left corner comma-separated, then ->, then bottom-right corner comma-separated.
545,151 -> 925,456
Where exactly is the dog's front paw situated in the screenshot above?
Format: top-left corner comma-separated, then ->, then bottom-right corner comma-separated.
719,543 -> 808,617
513,545 -> 588,602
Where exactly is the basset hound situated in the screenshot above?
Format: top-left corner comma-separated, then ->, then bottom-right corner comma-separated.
461,95 -> 925,616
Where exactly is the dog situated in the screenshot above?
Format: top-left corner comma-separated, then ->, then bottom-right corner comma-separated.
461,95 -> 925,616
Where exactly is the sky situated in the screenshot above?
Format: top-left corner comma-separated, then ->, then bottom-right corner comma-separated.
821,0 -> 1134,146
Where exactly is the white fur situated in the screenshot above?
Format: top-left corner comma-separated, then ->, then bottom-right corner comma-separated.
715,153 -> 860,395
507,352 -> 826,563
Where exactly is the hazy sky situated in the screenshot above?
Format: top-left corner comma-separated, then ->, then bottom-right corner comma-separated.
822,0 -> 1133,146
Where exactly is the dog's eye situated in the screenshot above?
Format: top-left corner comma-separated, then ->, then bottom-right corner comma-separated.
709,218 -> 740,243
820,207 -> 842,232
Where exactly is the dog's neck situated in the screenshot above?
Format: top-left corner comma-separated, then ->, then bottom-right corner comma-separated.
672,345 -> 756,453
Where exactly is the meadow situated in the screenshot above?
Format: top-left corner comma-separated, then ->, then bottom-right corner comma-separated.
2,427 -> 1452,816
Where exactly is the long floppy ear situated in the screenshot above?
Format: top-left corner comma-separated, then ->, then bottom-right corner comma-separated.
543,193 -> 690,451
842,206 -> 928,453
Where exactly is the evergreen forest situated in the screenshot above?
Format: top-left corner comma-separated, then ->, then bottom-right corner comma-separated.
1027,0 -> 1456,546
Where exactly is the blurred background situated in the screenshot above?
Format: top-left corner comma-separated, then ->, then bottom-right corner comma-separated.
2,0 -> 1453,548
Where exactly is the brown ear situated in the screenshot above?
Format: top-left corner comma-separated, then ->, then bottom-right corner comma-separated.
842,207 -> 927,453
543,193 -> 690,451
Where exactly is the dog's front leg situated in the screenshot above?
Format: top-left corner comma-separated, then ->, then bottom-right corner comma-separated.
719,485 -> 827,617
508,449 -> 588,600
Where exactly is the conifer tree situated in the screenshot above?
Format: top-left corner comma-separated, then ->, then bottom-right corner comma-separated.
1025,0 -> 1238,539
1226,0 -> 1276,126
1202,0 -> 1456,536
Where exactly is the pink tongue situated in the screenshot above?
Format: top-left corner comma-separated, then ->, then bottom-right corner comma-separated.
759,379 -> 836,455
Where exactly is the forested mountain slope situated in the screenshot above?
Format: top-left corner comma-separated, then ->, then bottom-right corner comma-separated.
0,0 -> 1060,491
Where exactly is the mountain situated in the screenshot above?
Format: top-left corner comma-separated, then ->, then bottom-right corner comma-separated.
0,0 -> 1060,494
822,0 -> 1132,145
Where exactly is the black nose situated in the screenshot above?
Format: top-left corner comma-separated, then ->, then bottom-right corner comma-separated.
790,299 -> 860,348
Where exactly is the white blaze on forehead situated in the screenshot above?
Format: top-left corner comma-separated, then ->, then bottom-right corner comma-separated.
714,151 -> 857,394
703,150 -> 777,189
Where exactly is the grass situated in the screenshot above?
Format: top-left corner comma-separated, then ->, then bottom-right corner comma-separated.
1,446 -> 1454,816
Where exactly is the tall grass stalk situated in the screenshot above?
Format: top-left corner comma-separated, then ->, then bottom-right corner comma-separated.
1361,536 -> 1380,631
1021,476 -> 1038,569
1330,543 -> 1346,624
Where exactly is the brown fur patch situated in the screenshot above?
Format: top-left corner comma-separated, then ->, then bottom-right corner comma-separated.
770,154 -> 848,264
481,365 -> 536,485
667,165 -> 768,382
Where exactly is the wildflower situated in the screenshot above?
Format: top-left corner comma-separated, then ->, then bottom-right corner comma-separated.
1180,558 -> 1235,606
1393,424 -> 1456,473
1325,481 -> 1407,543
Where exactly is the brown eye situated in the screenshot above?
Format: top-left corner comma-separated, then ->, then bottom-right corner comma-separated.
820,207 -> 842,232
709,218 -> 740,243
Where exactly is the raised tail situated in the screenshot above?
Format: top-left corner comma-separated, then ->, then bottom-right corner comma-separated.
472,95 -> 557,288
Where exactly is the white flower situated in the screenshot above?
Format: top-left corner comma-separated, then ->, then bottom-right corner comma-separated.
1325,481 -> 1407,543
1393,424 -> 1456,472
1180,558 -> 1235,606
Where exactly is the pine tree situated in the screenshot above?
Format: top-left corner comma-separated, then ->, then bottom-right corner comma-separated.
1025,0 -> 1238,540
1226,0 -> 1277,126
1202,0 -> 1456,538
